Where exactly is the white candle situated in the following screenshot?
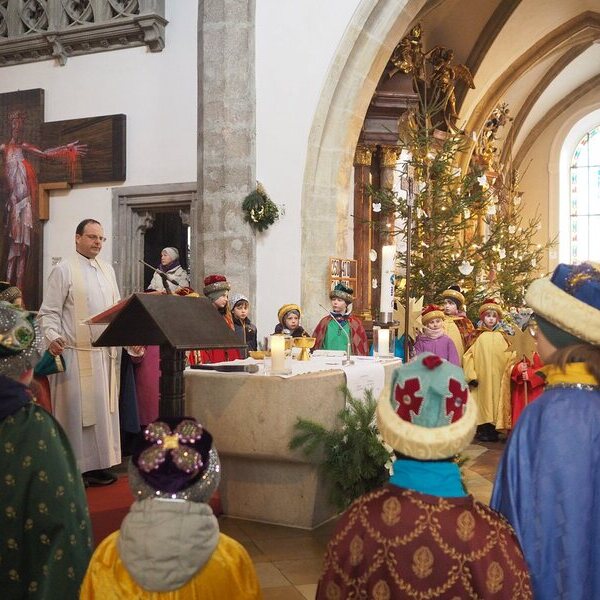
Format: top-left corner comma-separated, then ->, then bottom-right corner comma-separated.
380,245 -> 396,315
372,326 -> 380,356
378,328 -> 390,356
270,334 -> 286,373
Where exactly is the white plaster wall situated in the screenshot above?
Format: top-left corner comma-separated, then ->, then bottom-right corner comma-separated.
517,87 -> 600,270
0,1 -> 197,291
254,0 -> 362,336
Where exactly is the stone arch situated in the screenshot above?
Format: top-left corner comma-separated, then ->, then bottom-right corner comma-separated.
464,11 -> 600,144
300,0 -> 428,325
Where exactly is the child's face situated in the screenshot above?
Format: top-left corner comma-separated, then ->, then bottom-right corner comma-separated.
534,325 -> 556,363
482,310 -> 498,328
331,297 -> 347,313
213,293 -> 228,309
284,313 -> 299,330
428,317 -> 444,331
443,299 -> 458,315
233,302 -> 248,320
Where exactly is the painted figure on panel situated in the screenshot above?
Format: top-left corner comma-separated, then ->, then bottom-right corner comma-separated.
0,109 -> 87,289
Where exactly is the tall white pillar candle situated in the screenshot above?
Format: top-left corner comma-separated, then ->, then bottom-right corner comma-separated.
270,334 -> 286,373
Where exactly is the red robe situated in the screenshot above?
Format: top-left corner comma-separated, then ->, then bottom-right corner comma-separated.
312,314 -> 369,356
510,352 -> 544,426
317,485 -> 532,599
187,310 -> 241,365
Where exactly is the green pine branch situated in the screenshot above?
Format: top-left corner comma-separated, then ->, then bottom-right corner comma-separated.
289,388 -> 392,510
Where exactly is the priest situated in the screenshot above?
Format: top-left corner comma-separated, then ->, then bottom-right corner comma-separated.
38,218 -> 121,487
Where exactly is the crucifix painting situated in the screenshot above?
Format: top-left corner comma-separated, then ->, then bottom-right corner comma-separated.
0,89 -> 126,308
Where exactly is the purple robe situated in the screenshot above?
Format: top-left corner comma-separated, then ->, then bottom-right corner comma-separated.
413,333 -> 460,366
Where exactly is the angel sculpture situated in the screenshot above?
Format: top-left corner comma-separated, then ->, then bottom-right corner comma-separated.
427,47 -> 474,132
387,25 -> 475,133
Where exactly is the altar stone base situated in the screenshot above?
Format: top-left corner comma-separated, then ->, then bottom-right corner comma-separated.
184,360 -> 400,529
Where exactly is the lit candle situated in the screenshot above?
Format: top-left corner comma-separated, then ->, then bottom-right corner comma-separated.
378,328 -> 390,357
380,245 -> 396,317
270,334 -> 286,373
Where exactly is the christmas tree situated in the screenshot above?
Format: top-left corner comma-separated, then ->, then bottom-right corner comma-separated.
370,27 -> 553,319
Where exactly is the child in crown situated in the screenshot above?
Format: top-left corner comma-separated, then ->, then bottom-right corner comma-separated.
462,299 -> 512,441
274,304 -> 308,338
412,304 -> 460,365
312,283 -> 368,355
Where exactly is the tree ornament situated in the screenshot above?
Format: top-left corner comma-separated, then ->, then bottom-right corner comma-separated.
459,260 -> 474,275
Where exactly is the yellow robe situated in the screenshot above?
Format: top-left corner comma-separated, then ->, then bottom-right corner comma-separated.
80,531 -> 263,599
462,330 -> 512,428
443,318 -> 465,360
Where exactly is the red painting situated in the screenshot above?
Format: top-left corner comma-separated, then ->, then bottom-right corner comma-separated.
0,88 -> 126,308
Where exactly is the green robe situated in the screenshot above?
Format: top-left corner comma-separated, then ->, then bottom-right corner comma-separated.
323,318 -> 351,352
0,403 -> 92,599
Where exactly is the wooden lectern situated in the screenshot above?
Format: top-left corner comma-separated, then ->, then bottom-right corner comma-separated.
91,294 -> 246,416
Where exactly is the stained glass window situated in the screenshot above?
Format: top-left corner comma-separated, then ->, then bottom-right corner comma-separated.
569,127 -> 600,262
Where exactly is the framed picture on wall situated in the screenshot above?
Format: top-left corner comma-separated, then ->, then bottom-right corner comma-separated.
329,257 -> 357,291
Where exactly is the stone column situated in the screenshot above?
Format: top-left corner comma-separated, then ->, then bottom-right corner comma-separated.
372,146 -> 400,316
195,0 -> 256,301
353,145 -> 375,317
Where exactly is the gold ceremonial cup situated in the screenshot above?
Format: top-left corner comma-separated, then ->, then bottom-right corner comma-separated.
293,336 -> 316,361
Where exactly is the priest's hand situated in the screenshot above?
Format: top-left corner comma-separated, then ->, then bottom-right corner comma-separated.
49,338 -> 66,356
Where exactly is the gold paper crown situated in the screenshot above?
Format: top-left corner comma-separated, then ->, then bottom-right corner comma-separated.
278,303 -> 301,324
441,288 -> 465,307
479,299 -> 503,318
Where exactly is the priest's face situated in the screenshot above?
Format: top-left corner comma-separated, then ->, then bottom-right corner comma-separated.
76,223 -> 105,259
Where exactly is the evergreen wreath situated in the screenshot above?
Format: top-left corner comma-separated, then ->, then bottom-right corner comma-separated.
289,388 -> 393,510
242,182 -> 280,232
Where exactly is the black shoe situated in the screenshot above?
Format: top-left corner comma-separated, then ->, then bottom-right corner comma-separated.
475,424 -> 499,442
83,469 -> 117,487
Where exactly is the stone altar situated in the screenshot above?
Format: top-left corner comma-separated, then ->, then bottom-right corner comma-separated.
184,359 -> 401,529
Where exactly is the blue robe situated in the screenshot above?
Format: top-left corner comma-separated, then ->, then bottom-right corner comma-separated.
491,385 -> 600,600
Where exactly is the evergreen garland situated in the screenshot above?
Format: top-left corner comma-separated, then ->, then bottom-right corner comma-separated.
242,182 -> 280,232
289,388 -> 392,510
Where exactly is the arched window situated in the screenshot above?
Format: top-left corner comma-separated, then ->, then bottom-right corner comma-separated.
569,126 -> 600,262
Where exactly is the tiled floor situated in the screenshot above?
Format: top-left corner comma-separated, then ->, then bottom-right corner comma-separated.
218,440 -> 505,599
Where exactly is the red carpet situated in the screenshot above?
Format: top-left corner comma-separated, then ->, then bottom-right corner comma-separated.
86,475 -> 222,547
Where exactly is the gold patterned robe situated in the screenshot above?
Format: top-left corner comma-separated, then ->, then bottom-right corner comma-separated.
317,485 -> 531,599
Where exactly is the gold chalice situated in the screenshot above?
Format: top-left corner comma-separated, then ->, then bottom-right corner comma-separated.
293,337 -> 316,361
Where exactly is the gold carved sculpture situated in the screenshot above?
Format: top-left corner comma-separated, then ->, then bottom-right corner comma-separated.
388,24 -> 475,133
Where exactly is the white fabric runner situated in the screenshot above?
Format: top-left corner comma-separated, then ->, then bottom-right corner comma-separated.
189,355 -> 402,403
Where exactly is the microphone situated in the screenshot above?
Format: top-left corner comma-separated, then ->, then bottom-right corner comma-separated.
190,364 -> 260,374
318,303 -> 353,365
